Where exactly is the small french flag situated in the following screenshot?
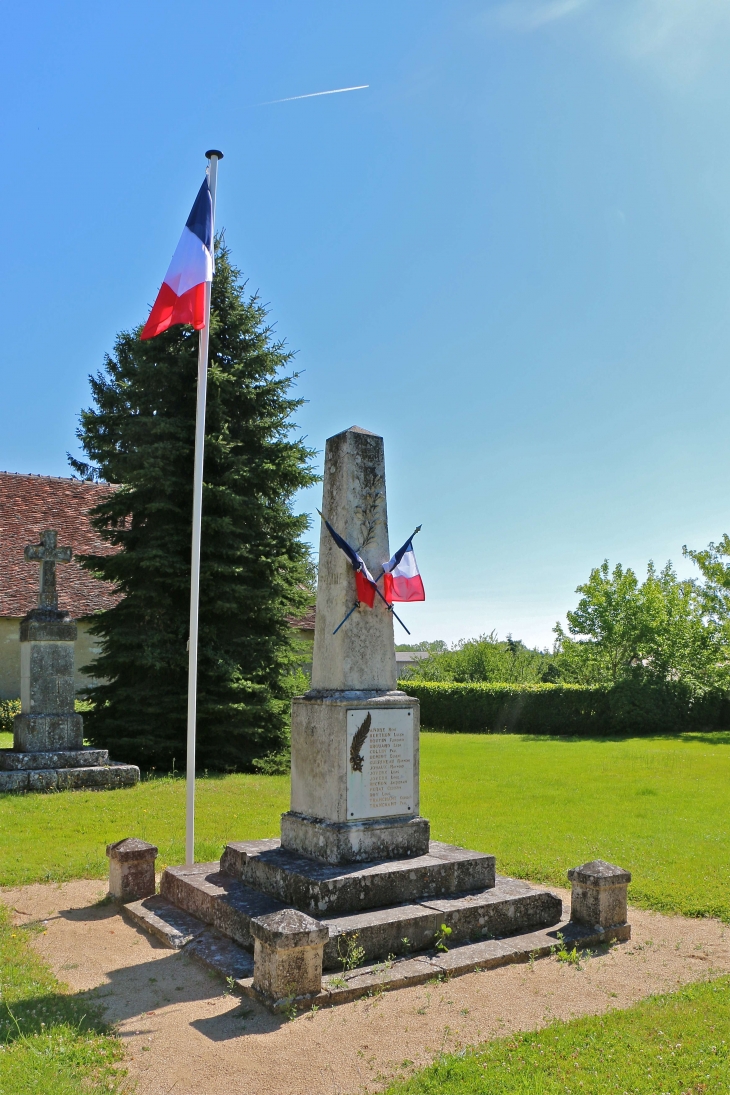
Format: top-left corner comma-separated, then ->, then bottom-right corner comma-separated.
319,511 -> 378,607
383,538 -> 425,603
141,176 -> 213,340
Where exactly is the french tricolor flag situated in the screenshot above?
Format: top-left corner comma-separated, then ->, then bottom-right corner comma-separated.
319,512 -> 379,608
141,176 -> 213,340
383,538 -> 425,603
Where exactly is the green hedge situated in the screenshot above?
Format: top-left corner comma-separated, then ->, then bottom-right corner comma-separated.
399,679 -> 730,735
0,700 -> 20,735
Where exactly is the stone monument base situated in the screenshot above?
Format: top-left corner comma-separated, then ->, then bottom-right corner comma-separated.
126,840 -> 631,1013
220,837 -> 495,914
280,810 -> 430,865
287,690 -> 426,864
158,840 -> 560,966
0,746 -> 140,793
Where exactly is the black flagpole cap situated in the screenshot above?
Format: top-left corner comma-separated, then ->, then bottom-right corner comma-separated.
205,149 -> 224,160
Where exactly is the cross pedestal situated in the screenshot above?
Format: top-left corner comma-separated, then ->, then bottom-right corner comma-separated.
14,531 -> 82,752
0,529 -> 139,791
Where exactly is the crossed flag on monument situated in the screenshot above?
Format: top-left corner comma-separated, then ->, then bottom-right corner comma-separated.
317,511 -> 424,634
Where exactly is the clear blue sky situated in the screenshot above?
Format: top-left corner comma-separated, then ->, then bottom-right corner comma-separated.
3,1 -> 730,647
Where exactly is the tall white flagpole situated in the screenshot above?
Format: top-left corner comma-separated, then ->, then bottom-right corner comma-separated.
186,149 -> 223,868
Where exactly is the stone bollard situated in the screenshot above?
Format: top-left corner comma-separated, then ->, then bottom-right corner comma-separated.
251,908 -> 329,1008
568,860 -> 631,932
107,838 -> 158,903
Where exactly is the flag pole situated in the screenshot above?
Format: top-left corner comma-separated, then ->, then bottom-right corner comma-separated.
186,148 -> 223,869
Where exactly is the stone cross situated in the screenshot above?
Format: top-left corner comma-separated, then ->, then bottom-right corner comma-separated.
24,530 -> 72,610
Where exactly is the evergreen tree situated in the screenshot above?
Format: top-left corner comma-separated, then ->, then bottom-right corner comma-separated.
70,241 -> 317,770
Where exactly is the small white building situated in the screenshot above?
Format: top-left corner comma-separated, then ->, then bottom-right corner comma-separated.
395,650 -> 431,678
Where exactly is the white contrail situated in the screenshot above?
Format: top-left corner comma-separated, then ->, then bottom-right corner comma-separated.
261,85 -> 369,106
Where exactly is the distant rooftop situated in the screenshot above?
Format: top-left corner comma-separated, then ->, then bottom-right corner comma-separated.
0,472 -> 119,618
289,605 -> 315,631
0,472 -> 317,630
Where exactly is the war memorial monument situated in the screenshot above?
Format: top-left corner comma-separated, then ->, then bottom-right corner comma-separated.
124,426 -> 631,1010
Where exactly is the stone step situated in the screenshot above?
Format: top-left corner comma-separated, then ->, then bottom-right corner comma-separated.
159,864 -> 287,950
124,896 -> 254,979
172,915 -> 629,1013
159,862 -> 562,970
0,747 -> 110,771
0,762 -> 140,793
320,876 -> 562,969
313,919 -> 631,1010
124,895 -> 208,948
220,838 -> 496,915
186,929 -> 254,981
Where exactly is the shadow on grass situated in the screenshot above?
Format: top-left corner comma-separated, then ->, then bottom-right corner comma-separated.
3,950 -> 283,1044
0,985 -> 109,1045
514,731 -> 730,746
422,727 -> 730,745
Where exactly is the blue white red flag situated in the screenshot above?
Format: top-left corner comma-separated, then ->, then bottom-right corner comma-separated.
319,513 -> 378,608
383,538 -> 425,603
141,177 -> 213,340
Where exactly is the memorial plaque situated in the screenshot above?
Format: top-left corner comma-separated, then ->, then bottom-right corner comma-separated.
346,707 -> 414,820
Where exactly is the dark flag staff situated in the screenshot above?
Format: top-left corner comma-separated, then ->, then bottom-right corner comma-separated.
317,511 -> 425,635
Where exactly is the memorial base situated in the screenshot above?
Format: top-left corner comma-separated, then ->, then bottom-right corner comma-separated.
0,746 -> 140,792
280,811 -> 430,865
13,713 -> 83,752
129,838 -> 589,1010
289,690 -> 426,863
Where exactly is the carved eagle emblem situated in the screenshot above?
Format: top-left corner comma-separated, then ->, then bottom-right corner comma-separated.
350,713 -> 371,773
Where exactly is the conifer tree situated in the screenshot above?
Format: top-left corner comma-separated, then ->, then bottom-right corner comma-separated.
70,241 -> 317,770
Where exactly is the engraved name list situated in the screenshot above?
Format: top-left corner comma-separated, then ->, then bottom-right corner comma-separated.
346,707 -> 414,820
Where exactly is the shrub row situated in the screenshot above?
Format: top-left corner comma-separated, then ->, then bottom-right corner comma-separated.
0,699 -> 20,736
398,679 -> 730,736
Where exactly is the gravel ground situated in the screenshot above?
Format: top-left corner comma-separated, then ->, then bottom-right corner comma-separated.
2,879 -> 728,1095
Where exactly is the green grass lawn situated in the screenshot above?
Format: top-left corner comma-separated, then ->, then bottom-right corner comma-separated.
420,731 -> 730,921
0,732 -> 728,921
383,976 -> 730,1094
0,901 -> 124,1094
0,730 -> 728,1093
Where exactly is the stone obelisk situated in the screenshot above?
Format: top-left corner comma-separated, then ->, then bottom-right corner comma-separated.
281,426 -> 430,864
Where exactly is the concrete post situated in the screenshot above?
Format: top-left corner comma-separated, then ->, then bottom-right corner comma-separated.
107,838 -> 158,903
568,860 -> 631,930
251,908 -> 329,1006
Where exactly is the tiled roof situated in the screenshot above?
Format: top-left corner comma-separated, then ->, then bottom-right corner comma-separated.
288,605 -> 316,631
0,472 -> 119,619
